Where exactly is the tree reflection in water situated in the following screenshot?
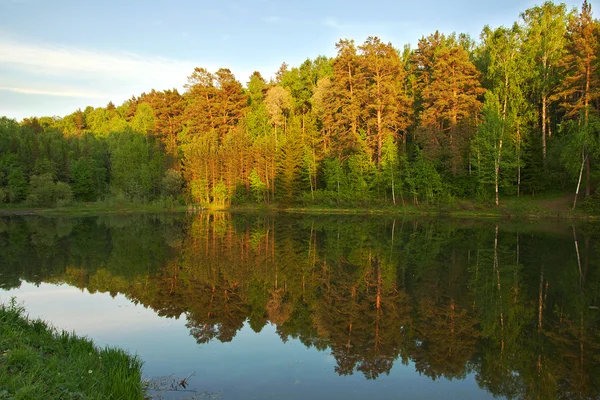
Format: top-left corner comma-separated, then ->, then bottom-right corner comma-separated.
1,213 -> 599,398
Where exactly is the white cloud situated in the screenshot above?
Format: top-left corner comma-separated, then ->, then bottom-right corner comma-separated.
0,38 -> 207,118
0,86 -> 112,99
0,38 -> 196,88
0,38 -> 256,119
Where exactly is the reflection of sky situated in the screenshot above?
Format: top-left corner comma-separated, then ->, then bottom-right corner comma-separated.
1,282 -> 500,400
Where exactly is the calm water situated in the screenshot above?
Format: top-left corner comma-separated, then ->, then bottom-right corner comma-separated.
0,213 -> 599,399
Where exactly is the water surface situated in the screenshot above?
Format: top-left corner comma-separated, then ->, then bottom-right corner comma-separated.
1,214 -> 598,399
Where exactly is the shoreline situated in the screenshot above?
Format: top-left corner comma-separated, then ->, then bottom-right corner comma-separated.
0,194 -> 596,220
0,299 -> 145,399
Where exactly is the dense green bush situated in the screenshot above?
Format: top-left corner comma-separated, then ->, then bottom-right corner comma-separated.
26,174 -> 73,207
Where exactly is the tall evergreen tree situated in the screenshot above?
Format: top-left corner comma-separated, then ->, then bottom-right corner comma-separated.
322,39 -> 364,159
139,89 -> 184,166
359,37 -> 411,167
555,0 -> 600,198
415,33 -> 484,176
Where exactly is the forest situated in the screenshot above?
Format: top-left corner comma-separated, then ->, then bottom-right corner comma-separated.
0,1 -> 599,210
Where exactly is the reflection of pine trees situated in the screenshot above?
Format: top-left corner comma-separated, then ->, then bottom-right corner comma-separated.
2,215 -> 600,398
411,298 -> 479,380
313,249 -> 413,379
266,288 -> 292,325
185,279 -> 248,344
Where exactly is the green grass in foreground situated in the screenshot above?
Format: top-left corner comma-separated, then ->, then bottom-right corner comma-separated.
0,299 -> 144,400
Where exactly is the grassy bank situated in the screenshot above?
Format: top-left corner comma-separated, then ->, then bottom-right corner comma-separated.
0,192 -> 597,220
228,194 -> 598,220
0,201 -> 189,217
0,299 -> 144,400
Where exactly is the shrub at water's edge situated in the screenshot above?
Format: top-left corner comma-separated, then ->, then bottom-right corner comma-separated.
0,299 -> 145,400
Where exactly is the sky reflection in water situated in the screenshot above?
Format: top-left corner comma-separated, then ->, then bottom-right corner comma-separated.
1,214 -> 599,399
1,282 -> 493,399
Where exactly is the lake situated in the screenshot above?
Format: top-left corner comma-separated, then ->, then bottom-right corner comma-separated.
0,213 -> 599,399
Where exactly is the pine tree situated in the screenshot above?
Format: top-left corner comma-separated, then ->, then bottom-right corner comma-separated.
322,39 -> 364,159
555,0 -> 600,198
276,118 -> 304,204
358,37 -> 411,167
139,89 -> 184,167
214,68 -> 248,137
183,67 -> 218,135
415,33 -> 484,176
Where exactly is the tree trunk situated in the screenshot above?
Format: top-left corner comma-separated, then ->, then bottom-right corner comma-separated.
542,95 -> 547,162
573,225 -> 583,285
517,122 -> 521,198
584,55 -> 592,198
348,61 -> 357,140
310,135 -> 317,201
377,109 -> 383,168
495,139 -> 503,207
573,149 -> 587,210
308,169 -> 314,201
271,157 -> 276,200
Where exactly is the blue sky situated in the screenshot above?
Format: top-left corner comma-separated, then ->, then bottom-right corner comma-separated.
0,0 -> 595,120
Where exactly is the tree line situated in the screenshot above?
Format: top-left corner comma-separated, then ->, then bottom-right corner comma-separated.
1,0 -> 599,208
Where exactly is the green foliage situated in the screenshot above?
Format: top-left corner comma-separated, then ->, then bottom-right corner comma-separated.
189,179 -> 209,204
405,148 -> 444,205
71,157 -> 106,202
107,131 -> 165,201
131,103 -> 156,135
471,93 -> 514,198
1,3 -> 599,209
212,181 -> 228,206
33,158 -> 58,180
380,136 -> 401,204
26,174 -> 55,207
277,128 -> 304,204
85,106 -> 129,136
559,116 -> 600,179
26,174 -> 73,207
346,152 -> 372,201
7,168 -> 28,203
581,188 -> 600,213
249,169 -> 267,203
323,158 -> 344,193
160,168 -> 183,198
245,103 -> 271,139
54,182 -> 74,207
